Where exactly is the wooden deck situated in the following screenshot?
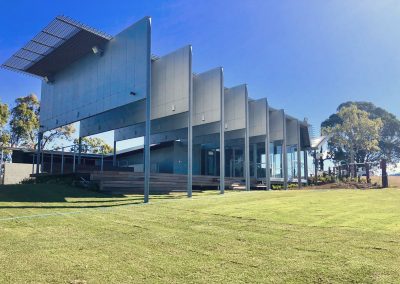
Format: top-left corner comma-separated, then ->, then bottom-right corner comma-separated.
89,171 -> 249,194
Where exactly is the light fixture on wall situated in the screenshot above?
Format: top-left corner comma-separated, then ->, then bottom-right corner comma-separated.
92,46 -> 103,56
43,76 -> 54,84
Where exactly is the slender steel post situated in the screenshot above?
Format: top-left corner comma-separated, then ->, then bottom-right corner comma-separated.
101,153 -> 104,172
0,149 -> 3,170
32,153 -> 35,174
36,132 -> 43,174
61,147 -> 64,174
314,149 -> 318,184
244,86 -> 250,191
41,149 -> 44,173
304,150 -> 308,185
187,45 -> 193,197
143,18 -> 152,203
282,111 -> 288,190
297,121 -> 302,188
265,102 -> 271,190
78,137 -> 82,166
113,141 -> 117,167
73,147 -> 76,173
253,143 -> 257,178
0,149 -> 3,185
232,148 -> 235,177
219,68 -> 225,194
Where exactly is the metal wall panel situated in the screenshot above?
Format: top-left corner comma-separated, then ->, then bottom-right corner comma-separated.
193,68 -> 223,126
224,84 -> 247,132
82,46 -> 191,138
114,112 -> 189,141
249,98 -> 267,137
151,45 -> 191,119
115,122 -> 145,142
269,109 -> 284,141
40,17 -> 151,132
79,100 -> 146,137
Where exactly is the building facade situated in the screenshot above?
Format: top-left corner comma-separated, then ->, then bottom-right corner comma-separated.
2,16 -> 311,201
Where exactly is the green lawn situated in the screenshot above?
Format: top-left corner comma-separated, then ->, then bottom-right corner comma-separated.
1,185 -> 400,283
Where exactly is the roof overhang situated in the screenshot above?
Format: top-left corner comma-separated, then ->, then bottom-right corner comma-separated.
1,16 -> 112,78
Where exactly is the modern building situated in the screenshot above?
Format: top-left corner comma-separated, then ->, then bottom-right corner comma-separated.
2,16 -> 312,201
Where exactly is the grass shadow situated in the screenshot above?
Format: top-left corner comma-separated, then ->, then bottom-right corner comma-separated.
0,184 -> 197,210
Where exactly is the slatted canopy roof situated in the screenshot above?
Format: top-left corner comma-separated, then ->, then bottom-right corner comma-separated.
1,16 -> 112,78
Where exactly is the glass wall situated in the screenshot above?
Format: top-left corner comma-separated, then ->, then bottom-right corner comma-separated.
270,141 -> 283,178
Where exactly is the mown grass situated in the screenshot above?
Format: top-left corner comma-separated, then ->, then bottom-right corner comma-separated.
0,184 -> 400,283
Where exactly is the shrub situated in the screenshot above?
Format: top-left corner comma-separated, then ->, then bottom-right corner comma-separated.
20,178 -> 35,184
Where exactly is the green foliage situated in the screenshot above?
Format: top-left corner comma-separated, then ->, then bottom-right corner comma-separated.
9,94 -> 40,148
75,137 -> 113,154
0,100 -> 9,128
322,101 -> 400,164
322,104 -> 383,164
6,94 -> 76,150
0,100 -> 10,148
271,184 -> 283,190
42,124 -> 76,150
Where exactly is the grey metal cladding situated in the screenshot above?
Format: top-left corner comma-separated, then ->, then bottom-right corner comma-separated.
269,109 -> 284,141
224,84 -> 247,132
151,45 -> 191,120
286,118 -> 298,145
115,122 -> 146,142
40,17 -> 151,132
114,112 -> 189,142
193,68 -> 223,126
79,100 -> 146,137
249,98 -> 267,137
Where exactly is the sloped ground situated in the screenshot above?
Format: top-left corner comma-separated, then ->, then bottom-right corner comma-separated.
0,185 -> 399,283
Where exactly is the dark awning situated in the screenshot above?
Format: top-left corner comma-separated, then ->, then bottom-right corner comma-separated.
1,16 -> 112,78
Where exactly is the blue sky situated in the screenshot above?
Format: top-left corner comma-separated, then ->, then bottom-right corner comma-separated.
1,0 -> 400,139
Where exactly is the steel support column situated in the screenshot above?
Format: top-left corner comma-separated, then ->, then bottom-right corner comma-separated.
314,149 -> 318,183
265,103 -> 271,190
219,68 -> 225,194
187,46 -> 193,198
253,143 -> 257,179
143,19 -> 152,203
78,137 -> 82,165
304,150 -> 308,185
36,132 -> 43,174
282,111 -> 288,190
297,121 -> 302,188
244,90 -> 250,191
61,147 -> 64,174
113,141 -> 117,167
